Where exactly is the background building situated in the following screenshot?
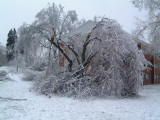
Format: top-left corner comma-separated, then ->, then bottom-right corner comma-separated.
135,39 -> 160,84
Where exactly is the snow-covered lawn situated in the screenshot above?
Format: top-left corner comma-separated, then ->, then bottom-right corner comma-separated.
0,66 -> 160,120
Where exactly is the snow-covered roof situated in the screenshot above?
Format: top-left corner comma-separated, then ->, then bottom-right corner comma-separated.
133,37 -> 160,55
133,37 -> 150,48
62,20 -> 96,42
69,20 -> 96,36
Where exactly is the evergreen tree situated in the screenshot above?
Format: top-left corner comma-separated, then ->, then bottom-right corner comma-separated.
6,28 -> 17,61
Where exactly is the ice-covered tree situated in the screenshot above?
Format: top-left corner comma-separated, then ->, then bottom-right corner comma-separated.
15,2 -> 148,98
17,23 -> 42,67
131,0 -> 160,50
33,18 -> 148,97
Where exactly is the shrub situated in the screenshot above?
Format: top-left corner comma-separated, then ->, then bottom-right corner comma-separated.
23,71 -> 38,81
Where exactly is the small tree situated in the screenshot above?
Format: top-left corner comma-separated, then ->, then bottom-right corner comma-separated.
6,28 -> 17,61
17,23 -> 42,67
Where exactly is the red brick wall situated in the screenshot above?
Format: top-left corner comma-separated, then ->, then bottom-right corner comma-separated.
154,58 -> 160,84
155,58 -> 160,64
155,80 -> 160,84
154,69 -> 160,74
143,54 -> 154,84
143,80 -> 152,85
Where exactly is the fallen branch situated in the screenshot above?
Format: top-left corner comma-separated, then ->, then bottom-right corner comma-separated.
0,97 -> 27,101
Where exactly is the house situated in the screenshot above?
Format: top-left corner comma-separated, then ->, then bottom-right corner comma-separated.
135,38 -> 160,84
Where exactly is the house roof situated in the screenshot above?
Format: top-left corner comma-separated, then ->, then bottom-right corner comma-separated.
68,20 -> 96,36
133,37 -> 160,55
61,20 -> 96,42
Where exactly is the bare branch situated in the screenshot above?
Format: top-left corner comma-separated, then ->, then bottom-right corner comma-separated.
68,44 -> 81,65
50,37 -> 73,71
83,51 -> 98,67
0,97 -> 27,101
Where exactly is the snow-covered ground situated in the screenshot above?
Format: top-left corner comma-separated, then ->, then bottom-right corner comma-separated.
0,66 -> 160,120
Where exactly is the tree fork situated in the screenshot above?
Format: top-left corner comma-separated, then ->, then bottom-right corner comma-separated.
50,30 -> 73,71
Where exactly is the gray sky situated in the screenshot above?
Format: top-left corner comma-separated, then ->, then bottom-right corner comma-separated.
0,0 -> 146,46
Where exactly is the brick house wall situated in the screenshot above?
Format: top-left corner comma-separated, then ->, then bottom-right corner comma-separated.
154,57 -> 160,84
137,42 -> 160,85
143,54 -> 154,85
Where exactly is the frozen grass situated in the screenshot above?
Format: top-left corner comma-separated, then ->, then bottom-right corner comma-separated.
0,66 -> 160,120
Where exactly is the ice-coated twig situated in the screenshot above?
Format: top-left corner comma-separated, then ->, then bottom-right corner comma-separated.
0,97 -> 27,101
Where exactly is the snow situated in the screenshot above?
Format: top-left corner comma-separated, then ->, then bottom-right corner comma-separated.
0,66 -> 160,120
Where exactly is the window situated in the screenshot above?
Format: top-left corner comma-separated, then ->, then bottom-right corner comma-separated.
154,64 -> 160,69
143,74 -> 151,80
155,75 -> 160,80
155,53 -> 160,59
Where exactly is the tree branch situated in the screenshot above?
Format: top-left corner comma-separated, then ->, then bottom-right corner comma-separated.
83,51 -> 98,67
68,44 -> 81,65
50,37 -> 73,71
0,97 -> 27,101
81,20 -> 103,63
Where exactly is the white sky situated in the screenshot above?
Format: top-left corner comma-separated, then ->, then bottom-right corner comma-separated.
0,0 -> 146,46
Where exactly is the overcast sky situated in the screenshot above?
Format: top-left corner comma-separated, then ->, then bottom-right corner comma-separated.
0,0 -> 146,46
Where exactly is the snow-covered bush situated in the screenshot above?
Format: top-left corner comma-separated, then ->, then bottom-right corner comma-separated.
0,70 -> 11,81
33,71 -> 98,97
33,73 -> 58,95
31,62 -> 46,71
0,70 -> 7,80
23,71 -> 38,81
